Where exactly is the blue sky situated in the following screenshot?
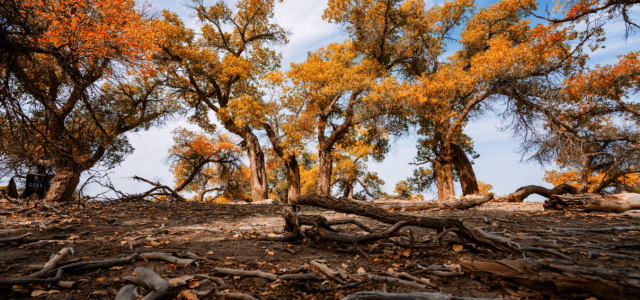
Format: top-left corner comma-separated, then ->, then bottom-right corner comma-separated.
103,0 -> 639,200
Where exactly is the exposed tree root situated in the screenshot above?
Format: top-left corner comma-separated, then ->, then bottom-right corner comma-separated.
0,269 -> 63,287
461,259 -> 640,299
50,253 -> 139,274
342,291 -> 501,300
115,284 -> 138,300
28,247 -> 73,278
544,193 -> 640,213
288,195 -> 518,253
140,252 -> 194,266
497,184 -> 576,202
123,267 -> 172,300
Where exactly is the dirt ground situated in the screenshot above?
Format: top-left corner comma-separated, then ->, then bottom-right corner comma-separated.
1,200 -> 640,299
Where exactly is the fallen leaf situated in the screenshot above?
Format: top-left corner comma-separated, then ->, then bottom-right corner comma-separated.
31,290 -> 47,297
452,245 -> 464,252
178,291 -> 198,300
109,266 -> 124,270
357,267 -> 366,273
188,280 -> 199,288
95,278 -> 106,282
168,278 -> 187,287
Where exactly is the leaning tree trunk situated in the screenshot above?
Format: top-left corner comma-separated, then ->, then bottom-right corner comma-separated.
43,169 -> 81,202
342,179 -> 355,199
244,134 -> 268,202
317,147 -> 333,197
435,158 -> 455,201
452,144 -> 479,196
544,193 -> 640,213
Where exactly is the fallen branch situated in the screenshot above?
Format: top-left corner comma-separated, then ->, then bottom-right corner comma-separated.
124,267 -> 172,300
548,226 -> 640,232
355,273 -> 428,289
521,247 -> 571,260
342,291 -> 502,300
497,184 -> 576,202
28,247 -> 73,278
462,259 -> 640,299
0,232 -> 34,243
292,195 -> 518,253
212,267 -> 278,281
50,253 -> 139,274
311,260 -> 348,284
545,193 -> 640,213
380,194 -> 495,212
0,269 -> 63,287
140,252 -> 194,266
115,284 -> 138,300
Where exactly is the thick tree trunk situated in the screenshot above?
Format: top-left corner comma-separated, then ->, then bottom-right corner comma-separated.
435,158 -> 455,201
317,148 -> 333,196
342,179 -> 355,199
284,156 -> 301,203
43,169 -> 80,202
378,194 -> 494,211
544,193 -> 640,213
244,134 -> 268,202
462,259 -> 640,300
452,144 -> 479,196
497,184 -> 577,202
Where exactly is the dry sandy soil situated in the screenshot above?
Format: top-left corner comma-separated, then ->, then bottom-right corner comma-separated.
1,200 -> 640,299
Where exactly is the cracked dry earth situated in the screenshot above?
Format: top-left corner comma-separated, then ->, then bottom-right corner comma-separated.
1,200 -> 640,299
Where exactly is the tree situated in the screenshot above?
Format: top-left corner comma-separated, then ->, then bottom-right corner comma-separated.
156,0 -> 288,202
285,41 -> 402,196
0,0 -> 173,202
168,128 -> 248,202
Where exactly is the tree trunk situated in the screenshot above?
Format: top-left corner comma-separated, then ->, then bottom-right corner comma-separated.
452,144 -> 479,196
544,193 -> 640,213
378,194 -> 494,212
244,134 -> 268,202
317,147 -> 333,196
497,184 -> 577,202
284,156 -> 300,204
435,158 -> 455,201
462,259 -> 640,300
43,169 -> 80,202
342,179 -> 355,199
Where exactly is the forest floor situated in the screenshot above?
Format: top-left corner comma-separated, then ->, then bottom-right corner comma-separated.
1,200 -> 640,299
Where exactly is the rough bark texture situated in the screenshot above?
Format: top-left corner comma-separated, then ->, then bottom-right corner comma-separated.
317,148 -> 333,196
435,158 -> 455,201
284,156 -> 301,203
292,195 -> 518,252
497,184 -> 577,202
379,194 -> 494,212
462,259 -> 640,300
342,291 -> 501,300
452,144 -> 479,196
244,133 -> 268,202
544,193 -> 640,213
43,169 -> 80,202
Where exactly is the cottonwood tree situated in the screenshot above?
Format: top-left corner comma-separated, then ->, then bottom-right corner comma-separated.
168,128 -> 248,202
498,0 -> 640,201
156,0 -> 288,202
0,0 -> 175,202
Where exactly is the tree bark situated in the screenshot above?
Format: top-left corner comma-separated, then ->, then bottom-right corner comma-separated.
435,156 -> 455,201
497,184 -> 577,202
284,156 -> 301,203
378,194 -> 494,211
291,195 -> 518,252
317,147 -> 333,196
462,259 -> 640,300
544,193 -> 640,213
244,133 -> 268,202
452,144 -> 479,196
43,169 -> 80,202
